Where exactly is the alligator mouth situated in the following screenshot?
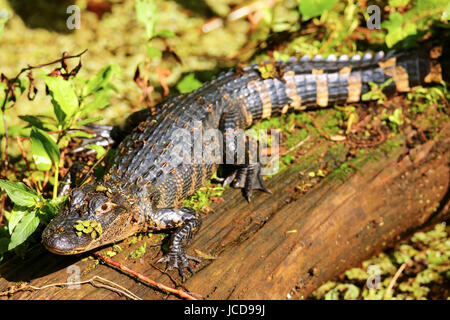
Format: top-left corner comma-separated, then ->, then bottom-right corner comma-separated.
42,227 -> 92,255
42,242 -> 86,255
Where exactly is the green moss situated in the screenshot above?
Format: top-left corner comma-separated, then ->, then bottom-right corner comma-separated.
74,219 -> 103,239
312,223 -> 449,300
129,243 -> 147,259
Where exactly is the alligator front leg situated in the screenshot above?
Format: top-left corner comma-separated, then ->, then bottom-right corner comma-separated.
150,207 -> 202,280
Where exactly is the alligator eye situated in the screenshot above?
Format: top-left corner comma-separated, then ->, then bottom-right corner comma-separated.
95,202 -> 115,215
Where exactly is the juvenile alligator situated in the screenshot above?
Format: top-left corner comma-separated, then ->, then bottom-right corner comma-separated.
42,44 -> 449,279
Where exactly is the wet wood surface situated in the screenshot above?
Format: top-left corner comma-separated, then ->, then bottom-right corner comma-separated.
0,122 -> 449,300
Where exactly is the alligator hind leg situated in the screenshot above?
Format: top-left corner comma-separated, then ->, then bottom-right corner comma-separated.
219,99 -> 272,201
221,128 -> 272,202
223,162 -> 271,202
151,207 -> 202,280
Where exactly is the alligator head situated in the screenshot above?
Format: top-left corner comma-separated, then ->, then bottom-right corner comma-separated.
42,183 -> 144,255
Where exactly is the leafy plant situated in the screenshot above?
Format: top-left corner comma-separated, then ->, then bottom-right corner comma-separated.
135,0 -> 175,60
176,73 -> 203,94
362,79 -> 394,105
381,0 -> 449,48
297,0 -> 337,21
380,108 -> 405,132
0,53 -> 120,260
0,180 -> 66,258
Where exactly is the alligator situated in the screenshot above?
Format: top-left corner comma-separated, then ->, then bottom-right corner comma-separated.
42,43 -> 449,279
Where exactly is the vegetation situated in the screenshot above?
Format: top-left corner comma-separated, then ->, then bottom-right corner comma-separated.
313,223 -> 449,300
0,0 -> 448,299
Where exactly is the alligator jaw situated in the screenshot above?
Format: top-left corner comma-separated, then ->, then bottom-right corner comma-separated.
43,242 -> 86,255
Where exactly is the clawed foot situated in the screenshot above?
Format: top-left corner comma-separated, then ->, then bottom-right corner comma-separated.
223,163 -> 272,202
157,248 -> 200,281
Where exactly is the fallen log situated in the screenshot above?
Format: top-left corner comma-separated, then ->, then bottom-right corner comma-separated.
0,119 -> 448,300
187,122 -> 450,299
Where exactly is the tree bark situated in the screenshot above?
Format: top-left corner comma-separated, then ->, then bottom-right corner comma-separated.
0,122 -> 448,300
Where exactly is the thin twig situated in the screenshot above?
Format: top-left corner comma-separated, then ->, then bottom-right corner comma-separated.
1,109 -> 9,176
266,135 -> 311,170
94,252 -> 199,300
0,275 -> 142,300
384,262 -> 406,299
6,49 -> 88,89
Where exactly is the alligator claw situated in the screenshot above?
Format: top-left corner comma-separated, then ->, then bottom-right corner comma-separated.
223,163 -> 271,202
157,249 -> 200,281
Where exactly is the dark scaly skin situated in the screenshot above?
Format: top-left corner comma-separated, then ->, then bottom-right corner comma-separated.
42,44 -> 448,278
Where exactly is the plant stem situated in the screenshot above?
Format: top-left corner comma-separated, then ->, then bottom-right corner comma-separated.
53,162 -> 59,200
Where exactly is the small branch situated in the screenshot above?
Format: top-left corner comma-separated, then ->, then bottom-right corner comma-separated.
384,262 -> 406,300
266,135 -> 310,170
1,109 -> 9,177
8,49 -> 88,87
0,275 -> 142,300
94,252 -> 200,300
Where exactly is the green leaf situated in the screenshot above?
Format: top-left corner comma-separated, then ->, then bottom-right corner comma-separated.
8,205 -> 27,235
155,29 -> 175,38
389,0 -> 410,8
69,130 -> 94,139
0,180 -> 40,207
298,0 -> 336,20
176,73 -> 203,93
135,0 -> 158,39
8,210 -> 40,251
382,12 -> 418,48
6,125 -> 31,138
43,76 -> 79,126
85,144 -> 106,159
14,77 -> 29,98
75,116 -> 103,126
388,108 -> 404,125
30,128 -> 60,171
443,2 -> 450,20
146,45 -> 162,59
19,115 -> 58,131
81,90 -> 111,116
82,65 -> 120,97
273,51 -> 290,62
0,82 -> 6,107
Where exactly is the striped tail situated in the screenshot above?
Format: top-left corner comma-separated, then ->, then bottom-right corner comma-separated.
238,44 -> 447,125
